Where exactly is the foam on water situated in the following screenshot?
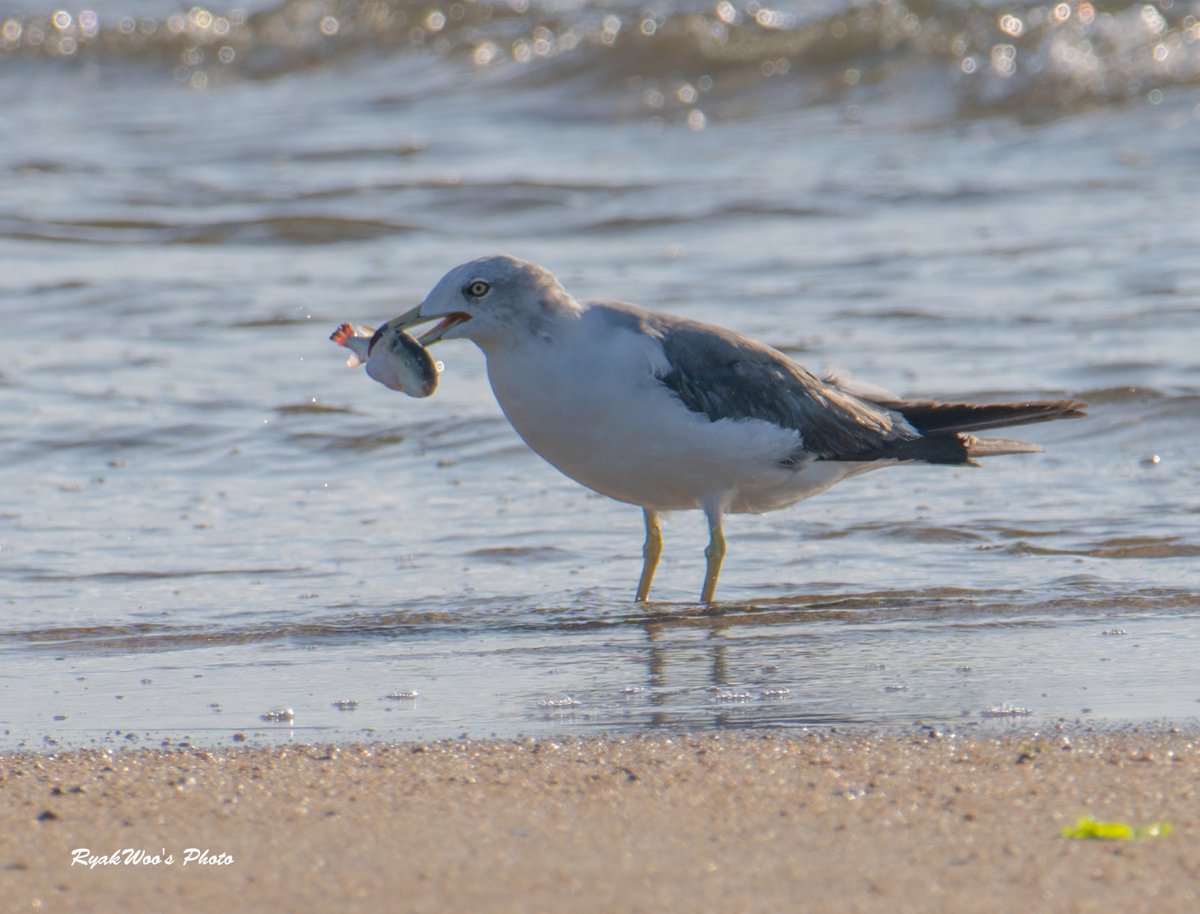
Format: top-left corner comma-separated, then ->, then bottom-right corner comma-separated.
3,0 -> 1200,118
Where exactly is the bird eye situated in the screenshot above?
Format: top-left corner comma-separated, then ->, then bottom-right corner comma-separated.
465,280 -> 490,298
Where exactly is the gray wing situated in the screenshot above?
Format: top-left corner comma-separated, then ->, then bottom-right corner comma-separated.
606,304 -> 923,462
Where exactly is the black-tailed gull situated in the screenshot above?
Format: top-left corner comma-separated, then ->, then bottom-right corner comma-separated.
390,255 -> 1085,603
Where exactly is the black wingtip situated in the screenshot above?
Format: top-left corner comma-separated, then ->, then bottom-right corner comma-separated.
891,398 -> 1088,436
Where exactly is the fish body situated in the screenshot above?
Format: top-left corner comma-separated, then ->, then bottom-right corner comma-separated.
330,322 -> 440,398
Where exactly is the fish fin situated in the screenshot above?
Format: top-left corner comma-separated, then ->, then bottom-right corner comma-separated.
331,323 -> 376,342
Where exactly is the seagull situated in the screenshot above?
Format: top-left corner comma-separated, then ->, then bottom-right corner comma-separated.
388,255 -> 1085,603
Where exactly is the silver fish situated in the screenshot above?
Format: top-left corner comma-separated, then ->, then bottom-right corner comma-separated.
330,321 -> 440,398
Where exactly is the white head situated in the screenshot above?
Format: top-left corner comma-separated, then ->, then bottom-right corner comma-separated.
391,255 -> 580,352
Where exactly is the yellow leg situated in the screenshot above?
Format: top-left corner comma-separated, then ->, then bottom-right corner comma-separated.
635,509 -> 662,602
700,507 -> 726,604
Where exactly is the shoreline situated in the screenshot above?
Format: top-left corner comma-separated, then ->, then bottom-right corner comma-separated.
5,728 -> 1199,912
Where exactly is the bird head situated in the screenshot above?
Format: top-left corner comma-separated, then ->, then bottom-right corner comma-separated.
389,255 -> 578,351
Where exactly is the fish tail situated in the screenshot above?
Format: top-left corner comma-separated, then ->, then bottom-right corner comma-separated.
331,322 -> 369,366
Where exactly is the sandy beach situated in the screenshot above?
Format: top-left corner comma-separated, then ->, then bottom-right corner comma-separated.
3,728 -> 1199,913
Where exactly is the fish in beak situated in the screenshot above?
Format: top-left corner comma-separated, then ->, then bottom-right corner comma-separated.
388,305 -> 472,346
329,321 -> 441,398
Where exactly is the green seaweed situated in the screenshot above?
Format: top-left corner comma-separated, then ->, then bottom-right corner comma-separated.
1062,817 -> 1173,840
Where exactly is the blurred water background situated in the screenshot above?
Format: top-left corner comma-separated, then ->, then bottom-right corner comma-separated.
1,0 -> 1198,749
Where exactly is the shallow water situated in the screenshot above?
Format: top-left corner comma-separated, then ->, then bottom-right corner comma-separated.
1,0 -> 1198,750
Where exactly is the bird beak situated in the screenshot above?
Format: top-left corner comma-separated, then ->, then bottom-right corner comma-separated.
388,304 -> 471,346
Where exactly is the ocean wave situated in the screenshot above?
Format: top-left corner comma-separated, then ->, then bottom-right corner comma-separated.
0,213 -> 416,245
2,0 -> 1198,117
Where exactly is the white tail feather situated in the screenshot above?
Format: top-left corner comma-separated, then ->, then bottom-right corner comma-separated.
964,436 -> 1043,458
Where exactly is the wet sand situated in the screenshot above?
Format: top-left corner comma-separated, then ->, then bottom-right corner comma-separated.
4,729 -> 1198,913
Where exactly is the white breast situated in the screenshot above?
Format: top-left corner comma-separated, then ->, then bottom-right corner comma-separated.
480,316 -> 853,513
